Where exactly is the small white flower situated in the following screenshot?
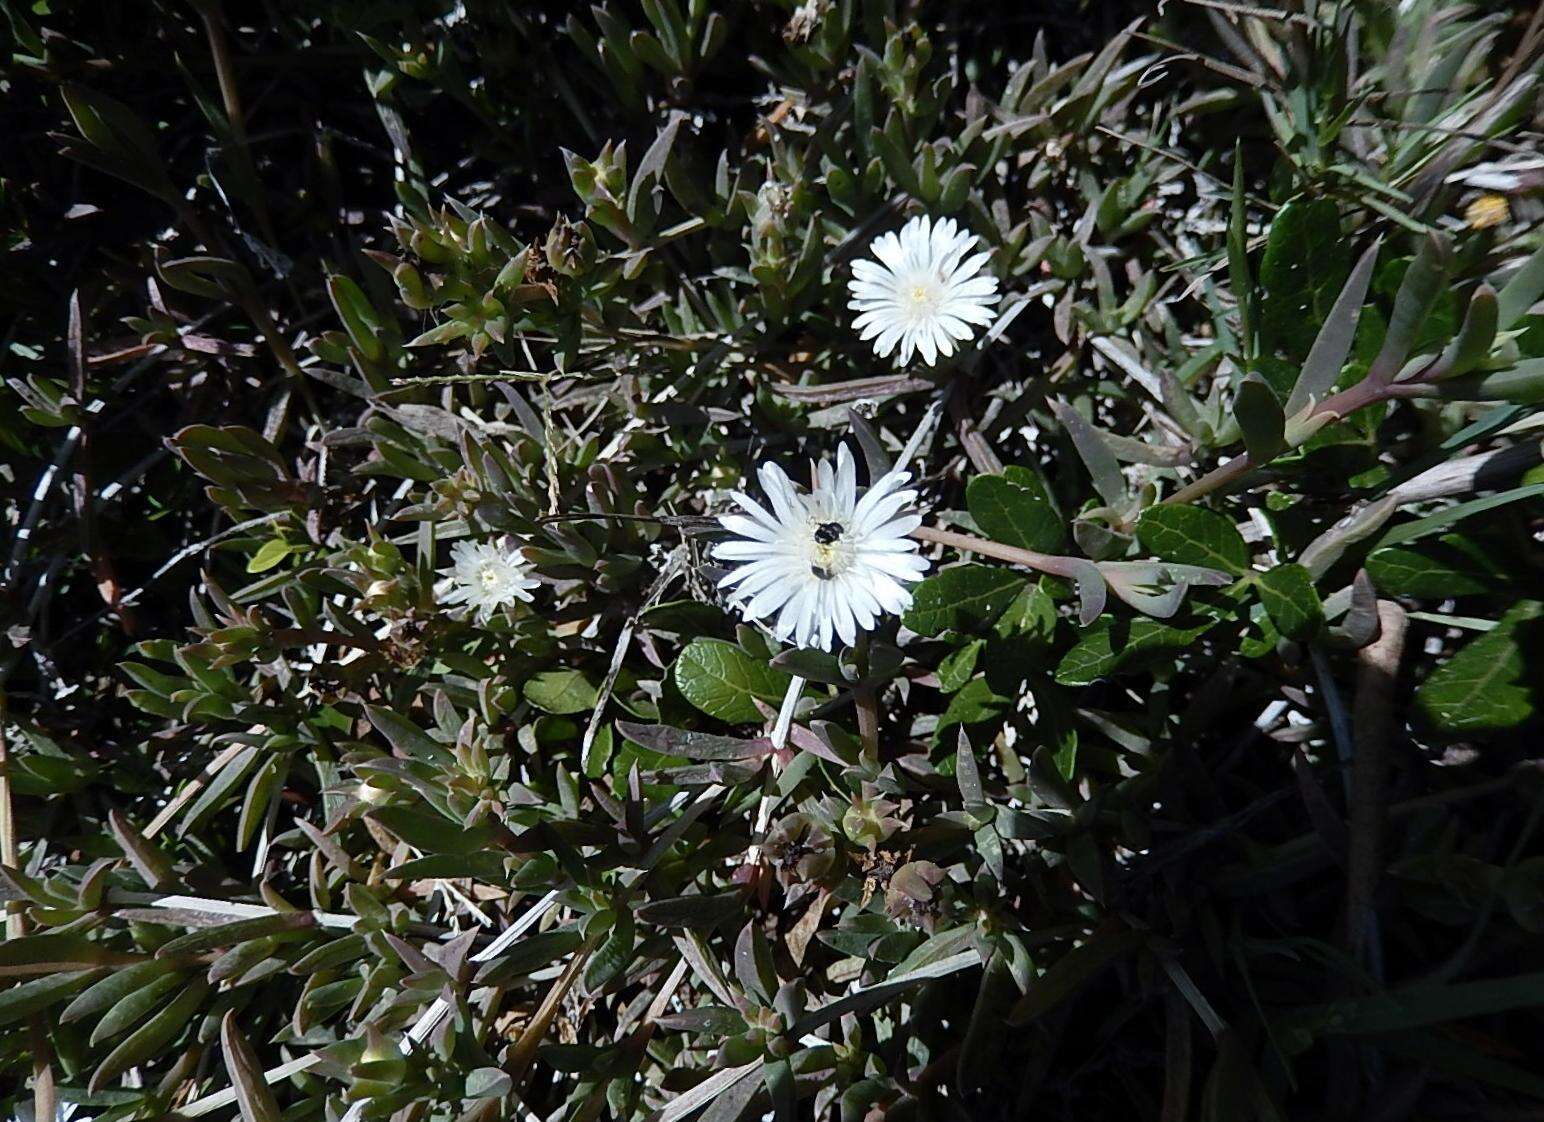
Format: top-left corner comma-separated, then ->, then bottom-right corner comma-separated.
713,445 -> 929,652
848,215 -> 999,366
437,539 -> 538,622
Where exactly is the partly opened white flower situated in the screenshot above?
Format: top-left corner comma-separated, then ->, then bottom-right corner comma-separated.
848,215 -> 999,366
714,446 -> 929,652
438,539 -> 538,622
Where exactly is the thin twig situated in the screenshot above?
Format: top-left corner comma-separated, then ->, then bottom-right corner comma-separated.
582,546 -> 687,771
0,697 -> 20,940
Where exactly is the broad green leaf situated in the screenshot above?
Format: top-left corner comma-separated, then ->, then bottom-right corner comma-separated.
902,565 -> 1026,637
967,470 -> 1064,552
936,678 -> 1009,736
769,647 -> 846,684
524,669 -> 598,714
640,599 -> 727,633
1257,563 -> 1323,642
1055,618 -> 1211,685
1366,536 -> 1497,597
937,639 -> 985,693
245,538 -> 293,574
1259,197 -> 1350,361
672,638 -> 791,724
1417,601 -> 1541,733
1136,505 -> 1250,575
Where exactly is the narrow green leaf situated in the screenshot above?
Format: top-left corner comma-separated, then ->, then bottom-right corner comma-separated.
1378,483 -> 1544,548
1497,241 -> 1544,330
1286,240 -> 1380,415
1007,930 -> 1147,1025
634,893 -> 746,929
0,970 -> 101,1028
327,275 -> 386,363
1433,284 -> 1499,380
89,977 -> 209,1092
61,959 -> 176,1024
1227,142 -> 1253,364
1051,400 -> 1126,508
221,1011 -> 283,1122
1234,374 -> 1285,463
365,705 -> 456,767
1371,231 -> 1451,379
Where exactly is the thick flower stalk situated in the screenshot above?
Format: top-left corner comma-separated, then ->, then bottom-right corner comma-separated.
714,445 -> 929,651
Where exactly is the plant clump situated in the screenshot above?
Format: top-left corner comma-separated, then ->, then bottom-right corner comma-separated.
2,2 -> 1544,1120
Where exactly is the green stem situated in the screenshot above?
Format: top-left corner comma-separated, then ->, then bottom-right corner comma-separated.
194,0 -> 277,246
853,634 -> 879,759
1161,372 -> 1426,505
910,524 -> 1084,581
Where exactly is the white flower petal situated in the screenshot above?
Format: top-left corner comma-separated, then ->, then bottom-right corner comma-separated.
848,215 -> 1002,367
712,446 -> 929,654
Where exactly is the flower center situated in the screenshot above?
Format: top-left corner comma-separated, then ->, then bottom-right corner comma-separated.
808,520 -> 854,579
478,564 -> 502,590
902,278 -> 941,322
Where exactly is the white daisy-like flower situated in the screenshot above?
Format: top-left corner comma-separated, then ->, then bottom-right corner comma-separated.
713,445 -> 930,652
437,539 -> 539,622
848,215 -> 1000,366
